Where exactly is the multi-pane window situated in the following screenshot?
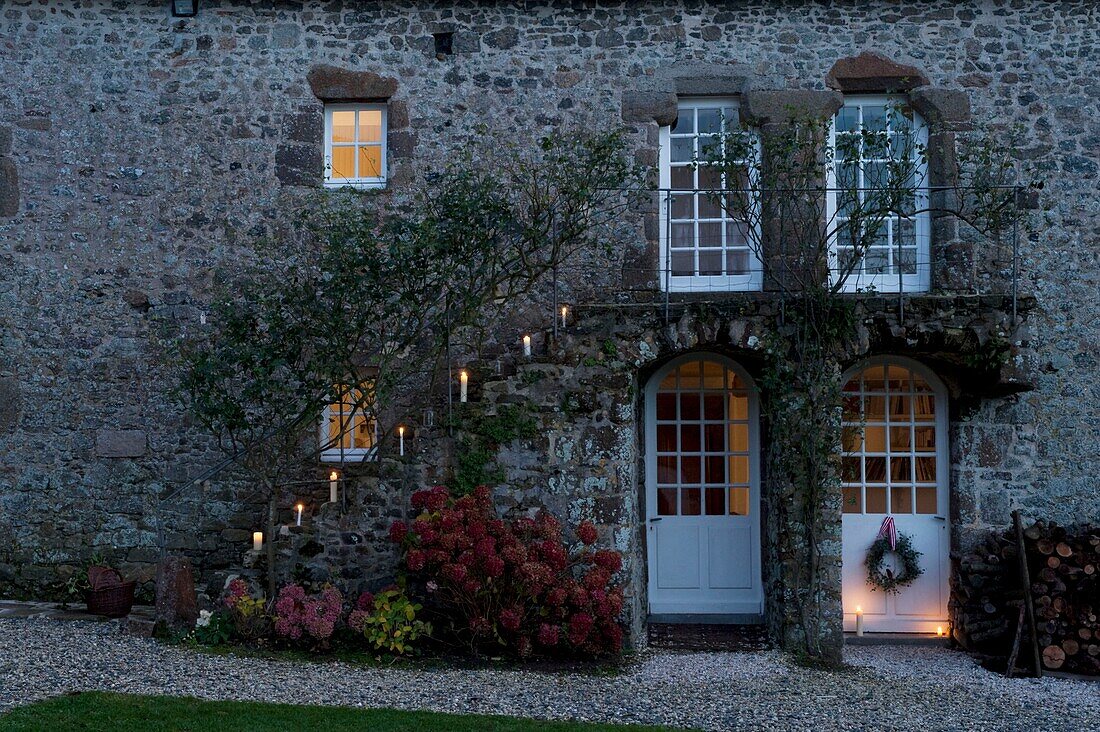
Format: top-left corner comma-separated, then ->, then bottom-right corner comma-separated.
655,358 -> 752,517
324,104 -> 387,188
841,363 -> 941,515
659,99 -> 761,292
320,386 -> 378,462
829,97 -> 929,292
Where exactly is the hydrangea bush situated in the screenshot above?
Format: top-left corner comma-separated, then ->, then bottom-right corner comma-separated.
272,584 -> 344,647
390,485 -> 626,657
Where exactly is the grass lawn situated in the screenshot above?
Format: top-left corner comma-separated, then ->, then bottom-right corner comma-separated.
0,692 -> 684,732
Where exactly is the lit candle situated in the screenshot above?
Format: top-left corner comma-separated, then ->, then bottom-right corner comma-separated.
522,334 -> 532,357
936,625 -> 944,638
560,305 -> 568,327
459,369 -> 468,403
398,425 -> 405,456
855,605 -> 864,637
295,503 -> 303,527
252,531 -> 263,552
329,470 -> 339,503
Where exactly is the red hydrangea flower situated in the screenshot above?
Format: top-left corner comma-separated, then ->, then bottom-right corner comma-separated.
442,563 -> 467,583
389,521 -> 408,543
537,623 -> 560,647
405,549 -> 426,572
356,591 -> 375,611
593,549 -> 622,573
483,556 -> 506,578
576,521 -> 598,545
568,612 -> 594,646
499,607 -> 522,632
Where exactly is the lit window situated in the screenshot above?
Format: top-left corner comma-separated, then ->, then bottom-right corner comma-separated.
840,361 -> 944,516
320,386 -> 377,462
658,99 -> 762,292
324,104 -> 387,189
828,97 -> 929,292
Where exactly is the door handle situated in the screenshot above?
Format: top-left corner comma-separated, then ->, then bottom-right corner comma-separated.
933,515 -> 947,522
649,517 -> 663,523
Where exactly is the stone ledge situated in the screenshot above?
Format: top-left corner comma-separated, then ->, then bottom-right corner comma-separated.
742,90 -> 843,124
909,87 -> 972,129
826,51 -> 929,93
621,90 -> 678,126
307,64 -> 398,101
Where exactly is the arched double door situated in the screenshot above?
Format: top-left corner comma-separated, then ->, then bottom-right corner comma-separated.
644,354 -> 763,618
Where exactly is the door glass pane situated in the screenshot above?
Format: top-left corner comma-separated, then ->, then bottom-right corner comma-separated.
729,395 -> 748,420
729,455 -> 749,484
681,456 -> 701,484
915,486 -> 937,514
657,456 -> 677,484
914,426 -> 936,449
705,487 -> 725,515
702,361 -> 725,388
890,426 -> 911,450
658,488 -> 677,516
728,487 -> 750,515
865,457 -> 886,482
680,424 -> 701,452
865,486 -> 888,514
656,393 -> 676,419
680,393 -> 700,419
657,424 -> 677,452
890,456 -> 912,482
729,423 -> 749,452
915,456 -> 936,482
704,424 -> 724,451
864,425 -> 886,452
681,488 -> 701,515
842,487 -> 862,514
702,394 -> 724,419
704,455 -> 724,484
891,486 -> 914,513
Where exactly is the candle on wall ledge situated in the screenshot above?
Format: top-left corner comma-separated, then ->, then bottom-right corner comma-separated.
459,369 -> 468,403
936,625 -> 944,638
855,605 -> 864,637
329,470 -> 339,503
522,334 -> 532,357
398,425 -> 405,456
252,531 -> 263,552
560,305 -> 568,327
295,503 -> 303,527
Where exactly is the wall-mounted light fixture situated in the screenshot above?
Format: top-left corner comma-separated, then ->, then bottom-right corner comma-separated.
171,0 -> 198,18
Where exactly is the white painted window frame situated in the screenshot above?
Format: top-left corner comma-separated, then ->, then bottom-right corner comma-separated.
826,95 -> 930,294
658,98 -> 763,293
323,103 -> 388,189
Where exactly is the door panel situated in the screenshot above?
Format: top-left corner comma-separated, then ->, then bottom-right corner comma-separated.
708,522 -> 753,589
655,524 -> 701,589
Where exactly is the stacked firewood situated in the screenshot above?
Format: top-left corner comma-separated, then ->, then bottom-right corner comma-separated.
952,519 -> 1100,675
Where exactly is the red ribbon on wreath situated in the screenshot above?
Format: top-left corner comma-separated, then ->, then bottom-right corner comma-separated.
877,516 -> 897,551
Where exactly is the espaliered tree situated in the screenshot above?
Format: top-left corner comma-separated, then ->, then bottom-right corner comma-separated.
702,105 -> 1035,662
172,130 -> 642,596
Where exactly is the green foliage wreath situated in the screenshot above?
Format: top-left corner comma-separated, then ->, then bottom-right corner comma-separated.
865,533 -> 924,594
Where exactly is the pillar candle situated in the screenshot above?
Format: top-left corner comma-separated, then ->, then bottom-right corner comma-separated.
252,531 -> 263,552
329,471 -> 339,503
560,305 -> 568,327
855,605 -> 864,637
295,503 -> 303,527
459,370 -> 468,403
522,334 -> 532,357
398,425 -> 405,456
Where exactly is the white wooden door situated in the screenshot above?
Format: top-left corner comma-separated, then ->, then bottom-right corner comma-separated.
840,359 -> 950,633
646,355 -> 762,617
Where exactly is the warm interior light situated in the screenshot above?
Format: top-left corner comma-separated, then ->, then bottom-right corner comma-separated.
329,470 -> 339,481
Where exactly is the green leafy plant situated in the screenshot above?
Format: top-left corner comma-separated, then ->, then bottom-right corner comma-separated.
349,588 -> 431,655
190,610 -> 233,646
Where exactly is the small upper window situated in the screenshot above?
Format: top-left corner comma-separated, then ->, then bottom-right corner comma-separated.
828,96 -> 929,293
324,104 -> 387,189
658,99 -> 762,293
320,385 -> 378,462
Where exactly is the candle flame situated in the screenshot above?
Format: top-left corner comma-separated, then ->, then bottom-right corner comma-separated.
523,334 -> 531,344
296,503 -> 303,512
855,605 -> 862,614
936,626 -> 944,637
398,425 -> 405,437
561,305 -> 568,317
459,370 -> 468,382
329,470 -> 338,481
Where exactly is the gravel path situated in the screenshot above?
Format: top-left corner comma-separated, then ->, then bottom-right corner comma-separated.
0,617 -> 1097,731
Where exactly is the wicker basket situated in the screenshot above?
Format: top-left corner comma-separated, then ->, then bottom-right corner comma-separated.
86,581 -> 136,618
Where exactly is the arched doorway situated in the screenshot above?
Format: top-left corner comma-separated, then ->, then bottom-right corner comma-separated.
644,354 -> 762,619
841,357 -> 950,633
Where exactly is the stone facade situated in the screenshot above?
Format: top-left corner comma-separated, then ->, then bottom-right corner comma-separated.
1,1 -> 1097,651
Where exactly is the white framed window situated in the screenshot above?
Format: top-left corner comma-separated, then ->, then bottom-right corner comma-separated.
323,104 -> 387,189
827,96 -> 930,293
840,359 -> 947,516
319,386 -> 378,463
658,98 -> 762,293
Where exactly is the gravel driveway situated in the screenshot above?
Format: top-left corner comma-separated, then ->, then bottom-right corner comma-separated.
0,617 -> 1097,731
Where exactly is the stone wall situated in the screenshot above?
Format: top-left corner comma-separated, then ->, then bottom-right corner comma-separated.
0,1 -> 1097,639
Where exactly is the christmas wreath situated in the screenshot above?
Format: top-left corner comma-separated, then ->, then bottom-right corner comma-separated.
865,532 -> 923,594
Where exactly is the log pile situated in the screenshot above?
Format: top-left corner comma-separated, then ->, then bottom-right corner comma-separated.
952,519 -> 1100,675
